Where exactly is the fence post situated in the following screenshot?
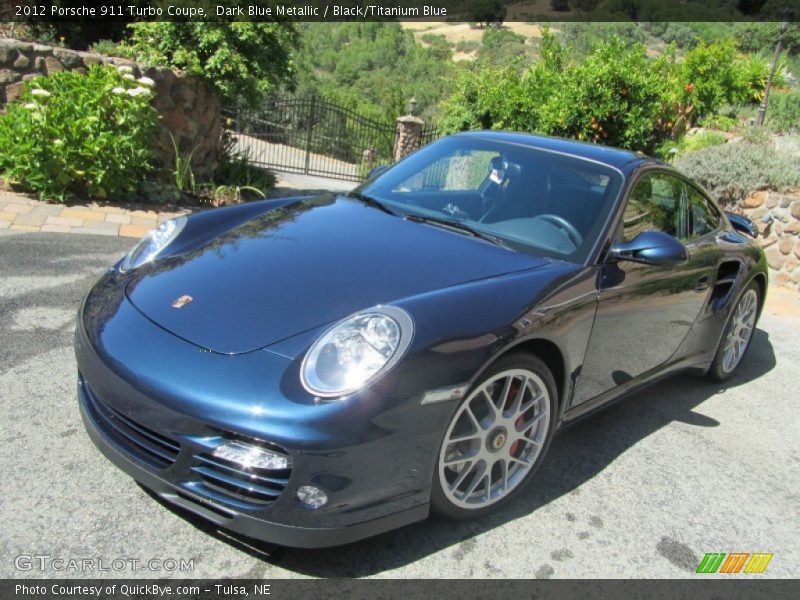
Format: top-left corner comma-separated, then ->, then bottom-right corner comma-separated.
393,97 -> 425,162
304,95 -> 316,175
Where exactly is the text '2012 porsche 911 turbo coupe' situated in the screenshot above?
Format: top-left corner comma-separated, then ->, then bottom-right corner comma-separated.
75,132 -> 767,548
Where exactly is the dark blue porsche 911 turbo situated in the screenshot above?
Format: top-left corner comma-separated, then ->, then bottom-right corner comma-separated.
76,131 -> 767,548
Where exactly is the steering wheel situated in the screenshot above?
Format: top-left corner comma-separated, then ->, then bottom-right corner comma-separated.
536,214 -> 583,247
441,202 -> 471,220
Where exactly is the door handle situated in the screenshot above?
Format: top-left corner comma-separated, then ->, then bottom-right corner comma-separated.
695,275 -> 711,291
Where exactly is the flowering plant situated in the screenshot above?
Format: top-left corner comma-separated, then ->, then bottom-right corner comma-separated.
0,65 -> 158,201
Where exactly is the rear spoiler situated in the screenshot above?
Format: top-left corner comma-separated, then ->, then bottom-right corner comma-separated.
725,211 -> 758,238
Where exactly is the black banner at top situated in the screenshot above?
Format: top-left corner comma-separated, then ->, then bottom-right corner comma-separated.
1,0 -> 799,23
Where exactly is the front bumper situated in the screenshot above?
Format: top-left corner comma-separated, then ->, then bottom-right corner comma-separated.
73,273 -> 452,548
78,378 -> 427,548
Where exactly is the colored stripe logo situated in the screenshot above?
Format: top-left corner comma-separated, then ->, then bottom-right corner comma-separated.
696,552 -> 773,574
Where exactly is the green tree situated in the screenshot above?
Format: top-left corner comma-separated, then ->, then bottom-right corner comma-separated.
440,32 -> 676,154
126,22 -> 298,107
293,23 -> 454,122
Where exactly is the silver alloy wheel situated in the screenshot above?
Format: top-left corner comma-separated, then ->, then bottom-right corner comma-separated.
438,368 -> 551,509
722,288 -> 758,373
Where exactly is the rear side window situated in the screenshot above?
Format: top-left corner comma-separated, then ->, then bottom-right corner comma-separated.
622,173 -> 687,242
686,185 -> 721,239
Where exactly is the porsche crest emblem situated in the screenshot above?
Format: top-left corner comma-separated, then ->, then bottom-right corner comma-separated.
171,294 -> 193,309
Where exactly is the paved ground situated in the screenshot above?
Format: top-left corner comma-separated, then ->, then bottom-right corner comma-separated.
1,232 -> 798,579
0,190 -> 190,238
0,175 -> 356,238
232,132 -> 366,182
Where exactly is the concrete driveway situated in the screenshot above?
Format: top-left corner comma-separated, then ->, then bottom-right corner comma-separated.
1,232 -> 798,579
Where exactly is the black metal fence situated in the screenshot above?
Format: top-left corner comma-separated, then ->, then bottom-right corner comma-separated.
223,94 -> 439,182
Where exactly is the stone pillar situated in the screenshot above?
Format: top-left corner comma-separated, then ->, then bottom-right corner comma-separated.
393,114 -> 425,162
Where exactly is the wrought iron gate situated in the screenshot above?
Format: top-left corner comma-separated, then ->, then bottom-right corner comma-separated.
223,95 -> 404,182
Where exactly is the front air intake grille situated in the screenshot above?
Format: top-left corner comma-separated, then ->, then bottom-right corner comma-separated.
187,450 -> 290,511
81,381 -> 180,469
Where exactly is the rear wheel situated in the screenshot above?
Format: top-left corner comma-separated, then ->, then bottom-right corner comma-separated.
707,282 -> 760,382
431,352 -> 556,520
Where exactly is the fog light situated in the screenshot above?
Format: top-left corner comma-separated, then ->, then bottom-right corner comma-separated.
212,441 -> 290,470
297,485 -> 328,509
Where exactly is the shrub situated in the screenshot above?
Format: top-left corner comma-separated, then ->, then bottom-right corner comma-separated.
0,65 -> 158,202
455,39 -> 480,53
440,32 -> 676,154
765,88 -> 800,133
657,129 -> 728,160
126,22 -> 298,107
676,40 -> 750,120
215,132 -> 276,193
674,142 -> 800,205
89,39 -> 135,59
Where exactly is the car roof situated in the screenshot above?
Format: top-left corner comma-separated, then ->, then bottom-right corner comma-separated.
454,130 -> 664,173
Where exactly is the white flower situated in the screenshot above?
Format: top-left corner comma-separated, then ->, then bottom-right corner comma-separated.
111,87 -> 125,95
23,103 -> 37,109
117,65 -> 133,74
54,139 -> 63,145
31,88 -> 50,97
137,76 -> 155,87
127,87 -> 151,97
123,73 -> 135,81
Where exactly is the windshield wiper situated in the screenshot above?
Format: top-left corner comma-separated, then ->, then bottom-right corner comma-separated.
404,214 -> 509,249
346,191 -> 397,216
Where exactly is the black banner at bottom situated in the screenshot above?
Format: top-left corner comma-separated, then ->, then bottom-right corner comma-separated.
4,579 -> 800,600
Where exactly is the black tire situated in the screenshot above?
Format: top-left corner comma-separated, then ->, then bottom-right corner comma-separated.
707,281 -> 761,382
431,351 -> 557,520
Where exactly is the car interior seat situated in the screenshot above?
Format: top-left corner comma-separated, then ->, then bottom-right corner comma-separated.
480,162 -> 547,224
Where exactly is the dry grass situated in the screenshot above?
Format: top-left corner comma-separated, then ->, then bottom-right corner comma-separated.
402,21 -> 552,62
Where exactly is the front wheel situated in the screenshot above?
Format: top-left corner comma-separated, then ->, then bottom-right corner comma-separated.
707,282 -> 761,382
431,352 -> 556,520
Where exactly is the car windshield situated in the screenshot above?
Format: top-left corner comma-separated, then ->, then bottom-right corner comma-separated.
356,135 -> 624,263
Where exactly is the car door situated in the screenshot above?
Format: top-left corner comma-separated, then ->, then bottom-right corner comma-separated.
571,170 -> 716,406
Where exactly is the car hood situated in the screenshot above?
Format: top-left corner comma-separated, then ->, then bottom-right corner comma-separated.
125,195 -> 550,354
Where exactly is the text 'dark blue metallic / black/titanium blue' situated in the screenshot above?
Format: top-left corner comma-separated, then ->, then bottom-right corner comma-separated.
75,132 -> 768,548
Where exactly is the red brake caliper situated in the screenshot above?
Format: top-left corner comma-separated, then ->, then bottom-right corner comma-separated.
507,382 -> 522,456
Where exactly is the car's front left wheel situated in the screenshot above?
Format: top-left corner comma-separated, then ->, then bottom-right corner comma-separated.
431,352 -> 556,520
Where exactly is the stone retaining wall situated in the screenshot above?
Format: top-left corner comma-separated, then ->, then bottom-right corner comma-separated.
0,39 -> 220,180
736,191 -> 800,292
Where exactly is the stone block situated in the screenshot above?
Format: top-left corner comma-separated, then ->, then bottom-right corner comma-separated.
44,56 -> 64,74
5,81 -> 25,103
53,48 -> 84,69
743,192 -> 764,208
13,52 -> 30,69
0,69 -> 21,84
766,247 -> 787,270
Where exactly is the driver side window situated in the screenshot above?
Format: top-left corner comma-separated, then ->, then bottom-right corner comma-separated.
622,173 -> 687,242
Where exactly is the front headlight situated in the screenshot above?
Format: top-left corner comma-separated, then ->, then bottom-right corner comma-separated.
301,306 -> 414,398
120,216 -> 186,271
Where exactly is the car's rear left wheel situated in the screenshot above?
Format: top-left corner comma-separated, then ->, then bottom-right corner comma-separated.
707,282 -> 760,382
431,352 -> 556,519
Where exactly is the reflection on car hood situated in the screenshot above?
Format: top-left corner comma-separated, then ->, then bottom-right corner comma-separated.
125,195 -> 550,354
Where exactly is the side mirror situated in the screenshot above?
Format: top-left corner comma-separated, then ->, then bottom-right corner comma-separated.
725,211 -> 758,238
366,164 -> 389,180
608,230 -> 687,267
